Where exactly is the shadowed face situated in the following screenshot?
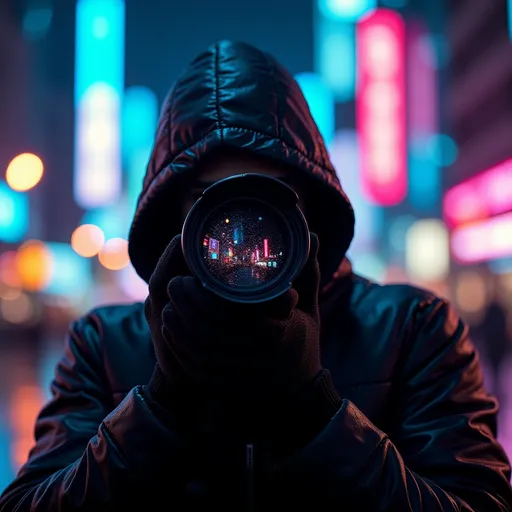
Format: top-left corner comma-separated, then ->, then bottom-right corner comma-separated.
180,149 -> 307,221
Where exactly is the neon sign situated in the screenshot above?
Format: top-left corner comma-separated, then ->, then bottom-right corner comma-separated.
263,239 -> 269,258
356,8 -> 407,206
74,0 -> 125,208
451,211 -> 512,264
443,158 -> 512,229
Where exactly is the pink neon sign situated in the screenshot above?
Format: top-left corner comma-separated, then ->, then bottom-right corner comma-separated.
443,158 -> 512,228
356,9 -> 407,206
451,211 -> 512,263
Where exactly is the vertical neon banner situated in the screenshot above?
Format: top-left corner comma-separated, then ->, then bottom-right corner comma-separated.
0,181 -> 29,243
407,22 -> 440,210
356,9 -> 407,206
314,0 -> 376,103
315,15 -> 357,102
74,0 -> 125,209
508,0 -> 512,39
295,72 -> 335,147
318,0 -> 377,22
122,86 -> 158,217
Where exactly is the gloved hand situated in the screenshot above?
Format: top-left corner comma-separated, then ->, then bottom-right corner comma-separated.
146,233 -> 341,452
144,235 -> 197,422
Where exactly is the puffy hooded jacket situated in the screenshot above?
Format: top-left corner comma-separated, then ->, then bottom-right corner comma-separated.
127,40 -> 354,287
0,40 -> 511,512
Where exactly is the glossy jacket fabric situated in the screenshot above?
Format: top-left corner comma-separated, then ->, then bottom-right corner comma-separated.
1,40 -> 511,511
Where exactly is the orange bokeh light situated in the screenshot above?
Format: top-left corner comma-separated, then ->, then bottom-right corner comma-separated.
15,240 -> 52,291
98,238 -> 130,270
6,153 -> 44,191
9,385 -> 44,470
0,250 -> 22,287
71,224 -> 105,257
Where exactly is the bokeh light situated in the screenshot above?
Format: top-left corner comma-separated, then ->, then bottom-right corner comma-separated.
388,214 -> 416,253
351,252 -> 386,282
454,270 -> 488,314
426,133 -> 458,167
117,263 -> 148,301
0,286 -> 21,301
71,224 -> 105,257
1,292 -> 34,325
98,238 -> 129,270
0,251 -> 21,288
81,204 -> 129,240
405,219 -> 450,282
5,153 -> 44,192
43,242 -> 92,299
15,240 -> 52,292
22,7 -> 53,40
9,386 -> 44,470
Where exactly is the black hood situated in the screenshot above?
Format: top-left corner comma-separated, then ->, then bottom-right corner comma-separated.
128,40 -> 355,285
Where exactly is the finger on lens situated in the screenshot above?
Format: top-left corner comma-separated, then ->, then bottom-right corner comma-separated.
293,232 -> 320,310
148,235 -> 188,312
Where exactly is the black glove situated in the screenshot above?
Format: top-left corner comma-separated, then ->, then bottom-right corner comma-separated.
144,235 -> 196,419
146,233 -> 341,453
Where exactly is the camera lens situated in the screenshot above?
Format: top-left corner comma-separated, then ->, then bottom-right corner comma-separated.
182,173 -> 310,303
201,200 -> 287,289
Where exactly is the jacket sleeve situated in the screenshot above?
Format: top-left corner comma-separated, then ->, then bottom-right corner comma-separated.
274,298 -> 512,511
0,313 -> 189,511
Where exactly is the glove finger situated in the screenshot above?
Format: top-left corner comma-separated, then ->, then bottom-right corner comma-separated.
262,289 -> 299,320
293,232 -> 320,311
148,235 -> 189,313
179,277 -> 289,344
169,276 -> 239,329
166,276 -> 213,337
178,275 -> 297,323
162,302 -> 270,394
168,276 -> 289,349
166,277 -> 240,346
144,295 -> 164,339
161,304 -> 203,382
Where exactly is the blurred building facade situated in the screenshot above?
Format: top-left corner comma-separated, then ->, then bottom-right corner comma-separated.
443,0 -> 512,325
445,0 -> 512,415
448,0 -> 511,185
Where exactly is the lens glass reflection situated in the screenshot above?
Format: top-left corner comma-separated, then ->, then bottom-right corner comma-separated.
202,201 -> 286,289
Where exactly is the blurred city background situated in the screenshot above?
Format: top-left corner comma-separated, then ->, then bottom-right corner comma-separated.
0,0 -> 511,492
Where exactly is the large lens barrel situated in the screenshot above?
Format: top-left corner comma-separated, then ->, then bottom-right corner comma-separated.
181,173 -> 310,303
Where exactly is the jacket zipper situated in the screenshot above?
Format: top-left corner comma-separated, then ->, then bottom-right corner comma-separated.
246,443 -> 254,512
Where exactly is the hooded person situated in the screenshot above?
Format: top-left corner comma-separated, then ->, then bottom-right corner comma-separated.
1,40 -> 511,512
